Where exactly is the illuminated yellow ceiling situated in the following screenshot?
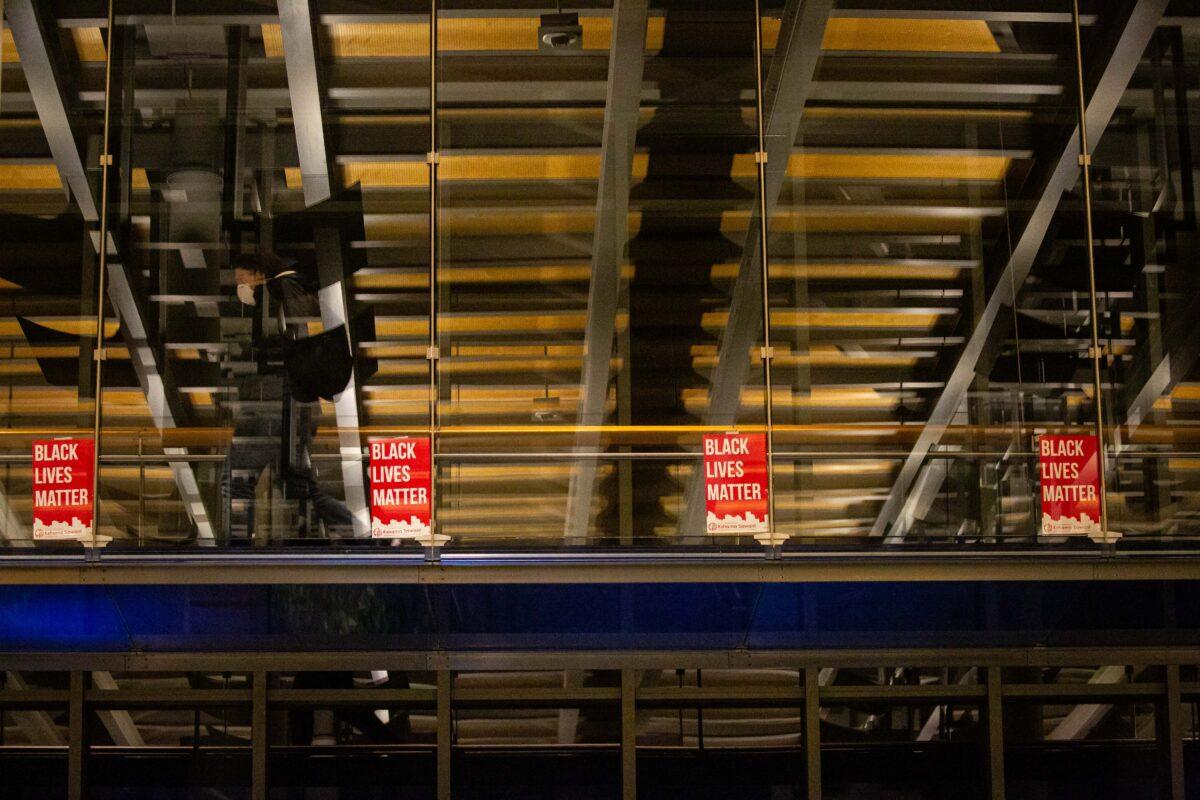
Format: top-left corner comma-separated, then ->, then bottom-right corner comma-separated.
702,308 -> 952,331
0,318 -> 120,337
690,344 -> 925,369
286,152 -> 1008,189
1,27 -> 106,63
682,386 -> 902,412
710,262 -> 968,282
821,18 -> 998,53
354,264 -> 634,289
262,16 -> 997,58
0,164 -> 150,191
361,207 -> 979,240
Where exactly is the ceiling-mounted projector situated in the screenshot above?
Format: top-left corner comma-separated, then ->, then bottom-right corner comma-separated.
539,12 -> 582,51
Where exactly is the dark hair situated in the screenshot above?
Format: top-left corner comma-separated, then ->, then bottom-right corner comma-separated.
231,250 -> 291,280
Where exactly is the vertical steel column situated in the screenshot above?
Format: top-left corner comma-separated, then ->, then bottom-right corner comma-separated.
1070,0 -> 1111,537
985,667 -> 1006,800
621,668 -> 637,800
90,0 -> 118,548
426,0 -> 441,548
251,670 -> 267,800
803,667 -> 822,800
67,671 -> 86,800
437,670 -> 452,800
750,0 -> 777,542
1160,664 -> 1185,800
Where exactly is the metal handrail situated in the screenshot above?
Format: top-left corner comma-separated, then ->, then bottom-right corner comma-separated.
0,449 -> 1192,464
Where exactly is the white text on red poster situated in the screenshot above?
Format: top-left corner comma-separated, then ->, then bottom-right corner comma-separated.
704,432 -> 769,534
1039,434 -> 1101,536
369,436 -> 432,539
33,438 -> 94,541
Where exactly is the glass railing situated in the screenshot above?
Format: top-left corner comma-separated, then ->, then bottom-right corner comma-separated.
0,424 -> 1197,553
1,1 -> 1199,558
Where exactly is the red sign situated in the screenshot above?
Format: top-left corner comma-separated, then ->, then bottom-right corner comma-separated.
703,431 -> 769,535
1039,434 -> 1101,536
369,436 -> 432,540
32,438 -> 94,541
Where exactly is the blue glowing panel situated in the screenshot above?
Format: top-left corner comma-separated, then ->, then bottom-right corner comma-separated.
0,586 -> 129,650
0,581 -> 1197,653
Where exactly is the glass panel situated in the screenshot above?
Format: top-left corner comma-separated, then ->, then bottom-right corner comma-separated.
1,0 -> 1197,552
432,1 -> 765,546
1085,10 -> 1200,544
100,0 -> 432,547
0,2 -> 107,550
770,4 -> 1088,545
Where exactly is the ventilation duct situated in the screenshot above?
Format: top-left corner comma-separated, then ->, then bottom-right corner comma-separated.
161,100 -> 223,270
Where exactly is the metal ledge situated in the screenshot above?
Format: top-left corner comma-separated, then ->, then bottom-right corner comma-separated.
2,645 -> 1200,672
1,670 -> 1186,710
2,550 -> 1200,584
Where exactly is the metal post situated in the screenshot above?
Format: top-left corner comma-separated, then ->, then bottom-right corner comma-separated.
437,669 -> 452,800
1070,0 -> 1111,538
67,670 -> 85,800
251,670 -> 267,800
751,0 -> 777,543
137,434 -> 145,544
621,668 -> 637,800
985,667 -> 1005,800
1161,664 -> 1185,800
803,667 -> 821,800
426,0 -> 441,549
89,0 -> 118,549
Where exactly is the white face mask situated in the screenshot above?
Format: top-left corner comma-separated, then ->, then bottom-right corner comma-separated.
236,282 -> 257,306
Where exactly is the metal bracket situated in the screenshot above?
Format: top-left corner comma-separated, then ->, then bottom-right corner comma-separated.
753,151 -> 768,164
93,347 -> 108,361
760,346 -> 775,360
426,345 -> 440,361
426,151 -> 441,165
99,153 -> 113,167
1078,153 -> 1092,167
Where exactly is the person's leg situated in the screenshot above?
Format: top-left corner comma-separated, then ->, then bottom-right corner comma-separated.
282,464 -> 354,538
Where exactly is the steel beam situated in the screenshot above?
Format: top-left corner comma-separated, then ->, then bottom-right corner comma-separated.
803,667 -> 822,800
277,0 -> 369,536
557,670 -> 585,743
917,666 -> 976,741
871,0 -> 1169,539
1045,665 -> 1129,740
90,671 -> 144,747
4,0 -> 95,219
621,668 -> 637,800
1122,238 -> 1200,435
985,667 -> 1005,800
68,671 -> 85,800
3,672 -> 65,745
251,671 -> 267,800
7,0 -> 215,543
1162,664 -> 1185,800
277,0 -> 332,207
563,0 -> 648,542
437,669 -> 452,800
0,0 -> 59,543
106,266 -> 217,542
678,0 -> 833,536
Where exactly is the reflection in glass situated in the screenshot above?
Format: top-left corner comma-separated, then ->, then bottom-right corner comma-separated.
1,2 -> 1200,551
